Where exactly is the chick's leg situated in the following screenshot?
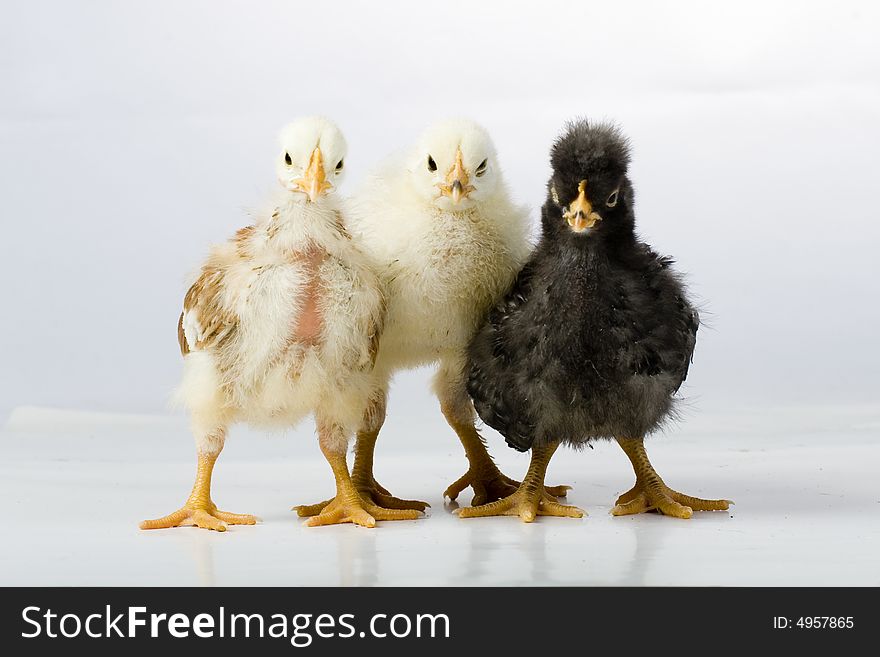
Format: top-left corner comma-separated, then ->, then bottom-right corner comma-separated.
611,437 -> 732,519
350,426 -> 429,511
457,442 -> 584,522
140,428 -> 256,532
294,391 -> 428,517
298,420 -> 421,528
436,358 -> 570,505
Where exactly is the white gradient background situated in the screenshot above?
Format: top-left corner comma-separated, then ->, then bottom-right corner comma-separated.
2,1 -> 879,423
2,1 -> 880,588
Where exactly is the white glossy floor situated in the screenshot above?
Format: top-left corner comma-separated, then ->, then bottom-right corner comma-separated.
1,403 -> 878,587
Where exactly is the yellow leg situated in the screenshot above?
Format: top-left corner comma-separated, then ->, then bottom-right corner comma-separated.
443,416 -> 571,506
436,359 -> 569,504
350,429 -> 429,510
140,450 -> 256,532
294,429 -> 428,516
294,393 -> 428,517
297,429 -> 422,528
457,442 -> 584,522
611,437 -> 732,519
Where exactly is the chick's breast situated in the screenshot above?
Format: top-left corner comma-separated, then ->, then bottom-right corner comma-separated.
375,210 -> 525,366
316,249 -> 385,376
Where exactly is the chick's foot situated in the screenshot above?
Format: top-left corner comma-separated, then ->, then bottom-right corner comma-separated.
444,422 -> 570,505
294,476 -> 428,517
612,437 -> 732,519
455,442 -> 582,522
140,452 -> 256,532
299,494 -> 422,528
457,487 -> 584,523
140,503 -> 256,532
444,462 -> 570,507
294,425 -> 430,517
355,476 -> 430,512
611,482 -> 731,519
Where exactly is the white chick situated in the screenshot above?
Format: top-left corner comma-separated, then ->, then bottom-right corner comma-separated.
297,119 -> 569,516
140,117 -> 420,530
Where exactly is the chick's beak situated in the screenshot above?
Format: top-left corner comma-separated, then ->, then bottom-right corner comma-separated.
295,147 -> 332,202
440,148 -> 475,205
566,180 -> 602,232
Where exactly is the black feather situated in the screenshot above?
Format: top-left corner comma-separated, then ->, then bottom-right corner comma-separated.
467,119 -> 700,451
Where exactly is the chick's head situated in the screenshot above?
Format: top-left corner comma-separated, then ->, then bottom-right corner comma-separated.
407,119 -> 499,212
276,117 -> 347,202
545,120 -> 633,240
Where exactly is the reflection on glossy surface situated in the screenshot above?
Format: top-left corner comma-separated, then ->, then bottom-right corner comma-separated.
335,529 -> 378,587
1,406 -> 878,586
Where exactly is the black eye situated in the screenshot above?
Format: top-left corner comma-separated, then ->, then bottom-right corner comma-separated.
606,189 -> 619,208
475,158 -> 488,177
284,152 -> 292,166
336,159 -> 344,171
427,155 -> 437,172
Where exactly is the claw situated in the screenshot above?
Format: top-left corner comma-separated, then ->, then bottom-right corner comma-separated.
293,499 -> 334,517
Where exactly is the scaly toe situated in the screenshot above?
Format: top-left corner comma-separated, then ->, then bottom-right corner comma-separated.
352,479 -> 429,513
443,472 -> 471,502
457,496 -> 534,520
139,508 -> 189,530
306,506 -> 377,528
446,467 -> 571,507
347,508 -> 378,528
458,491 -> 583,523
293,499 -> 333,517
303,495 -> 420,528
364,505 -> 422,521
612,483 -> 731,518
140,505 -> 255,532
615,485 -> 642,506
655,497 -> 693,519
540,500 -> 586,518
213,510 -> 257,525
545,484 -> 573,498
611,492 -> 651,516
370,491 -> 430,512
668,491 -> 732,511
191,509 -> 227,531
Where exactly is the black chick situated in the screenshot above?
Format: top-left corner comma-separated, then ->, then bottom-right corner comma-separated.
461,120 -> 732,522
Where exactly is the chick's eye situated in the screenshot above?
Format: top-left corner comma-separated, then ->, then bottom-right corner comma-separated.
427,155 -> 437,172
284,152 -> 292,166
475,158 -> 488,177
336,159 -> 344,171
606,189 -> 619,208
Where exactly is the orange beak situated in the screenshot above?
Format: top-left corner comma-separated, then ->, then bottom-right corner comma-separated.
294,147 -> 331,202
439,147 -> 475,205
565,180 -> 602,232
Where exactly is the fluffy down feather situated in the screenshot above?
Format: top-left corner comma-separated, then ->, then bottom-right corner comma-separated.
332,118 -> 537,506
468,120 -> 699,452
175,119 -> 384,451
349,119 -> 530,381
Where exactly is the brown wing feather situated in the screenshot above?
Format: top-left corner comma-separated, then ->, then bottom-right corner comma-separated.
179,264 -> 236,355
177,312 -> 189,356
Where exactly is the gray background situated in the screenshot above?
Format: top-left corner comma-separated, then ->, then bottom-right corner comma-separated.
2,0 -> 879,423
